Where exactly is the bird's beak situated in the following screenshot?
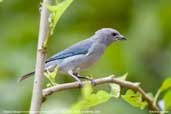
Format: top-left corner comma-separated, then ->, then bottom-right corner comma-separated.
117,35 -> 126,40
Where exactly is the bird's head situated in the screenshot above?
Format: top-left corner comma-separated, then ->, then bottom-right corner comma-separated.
94,28 -> 126,45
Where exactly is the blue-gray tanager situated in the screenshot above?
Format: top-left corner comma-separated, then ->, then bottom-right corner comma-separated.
19,28 -> 126,86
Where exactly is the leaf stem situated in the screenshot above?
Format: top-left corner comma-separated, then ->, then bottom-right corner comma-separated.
154,89 -> 161,106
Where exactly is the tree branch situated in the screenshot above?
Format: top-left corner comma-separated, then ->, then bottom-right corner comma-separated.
42,75 -> 160,112
29,0 -> 52,114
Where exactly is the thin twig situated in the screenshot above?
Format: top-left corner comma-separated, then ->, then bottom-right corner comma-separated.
42,75 -> 160,112
29,0 -> 52,114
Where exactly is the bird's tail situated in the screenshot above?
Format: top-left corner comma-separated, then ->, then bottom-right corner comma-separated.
18,71 -> 35,82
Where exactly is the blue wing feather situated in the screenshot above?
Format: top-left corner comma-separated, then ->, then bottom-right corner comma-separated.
45,39 -> 93,63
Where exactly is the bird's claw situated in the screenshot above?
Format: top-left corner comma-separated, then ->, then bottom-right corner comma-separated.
90,79 -> 96,86
78,81 -> 83,88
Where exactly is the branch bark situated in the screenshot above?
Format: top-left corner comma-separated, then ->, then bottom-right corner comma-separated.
42,75 -> 160,112
29,0 -> 52,114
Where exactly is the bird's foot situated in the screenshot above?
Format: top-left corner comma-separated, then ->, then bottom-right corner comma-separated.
68,70 -> 83,88
76,75 -> 96,86
85,77 -> 96,86
90,79 -> 96,86
78,81 -> 83,88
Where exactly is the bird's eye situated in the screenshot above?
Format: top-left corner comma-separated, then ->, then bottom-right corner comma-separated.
112,33 -> 117,36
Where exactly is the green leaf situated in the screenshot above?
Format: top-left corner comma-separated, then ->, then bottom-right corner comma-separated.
164,90 -> 171,110
0,0 -> 3,2
81,82 -> 93,99
71,90 -> 111,114
44,66 -> 58,87
109,74 -> 127,98
122,89 -> 148,110
160,77 -> 171,92
43,0 -> 74,35
110,83 -> 120,98
154,77 -> 171,105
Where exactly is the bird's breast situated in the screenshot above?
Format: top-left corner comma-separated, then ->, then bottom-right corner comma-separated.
78,43 -> 106,70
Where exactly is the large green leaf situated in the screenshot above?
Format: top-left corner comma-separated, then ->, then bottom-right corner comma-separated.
122,89 -> 148,110
164,90 -> 171,110
71,84 -> 111,114
160,77 -> 171,92
43,0 -> 74,35
110,83 -> 120,98
154,77 -> 171,105
110,73 -> 127,98
81,82 -> 93,99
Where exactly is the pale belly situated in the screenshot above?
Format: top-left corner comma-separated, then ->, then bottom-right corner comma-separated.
78,53 -> 101,70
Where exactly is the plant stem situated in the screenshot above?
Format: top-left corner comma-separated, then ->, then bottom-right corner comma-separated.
29,0 -> 52,114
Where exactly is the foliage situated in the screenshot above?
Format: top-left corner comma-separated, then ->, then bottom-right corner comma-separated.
159,77 -> 171,92
44,66 -> 58,87
122,89 -> 148,110
70,74 -> 150,114
109,73 -> 127,98
43,0 -> 74,87
70,83 -> 111,114
164,90 -> 171,110
42,0 -> 74,36
154,77 -> 171,111
69,75 -> 171,114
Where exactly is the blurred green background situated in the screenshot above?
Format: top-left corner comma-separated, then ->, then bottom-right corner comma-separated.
0,0 -> 171,114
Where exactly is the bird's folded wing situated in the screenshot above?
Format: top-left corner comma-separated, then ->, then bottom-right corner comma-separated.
45,39 -> 93,63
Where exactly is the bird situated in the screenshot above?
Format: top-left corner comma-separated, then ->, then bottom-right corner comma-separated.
18,28 -> 126,86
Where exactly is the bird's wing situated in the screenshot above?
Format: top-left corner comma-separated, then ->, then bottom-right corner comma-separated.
45,39 -> 93,63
